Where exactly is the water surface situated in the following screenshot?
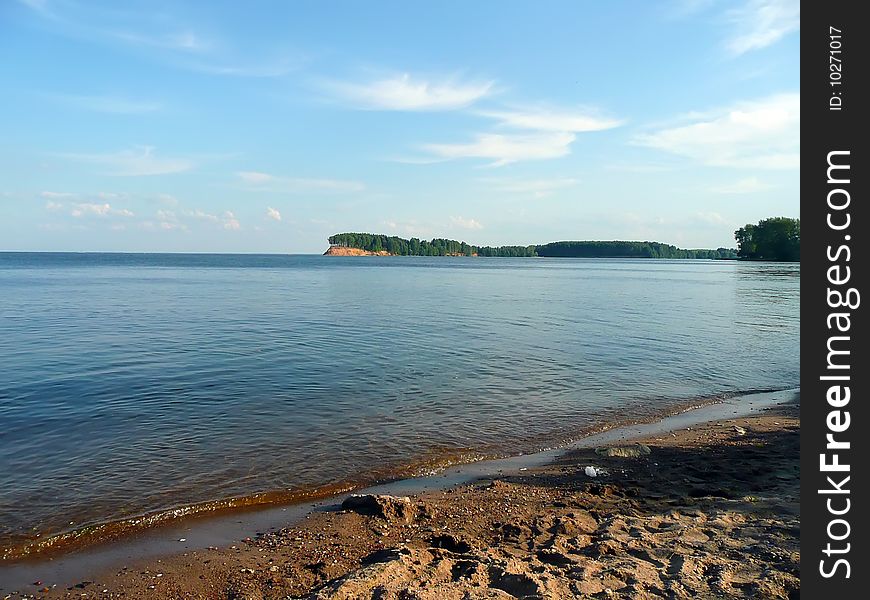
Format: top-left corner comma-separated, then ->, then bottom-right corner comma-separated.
0,254 -> 799,554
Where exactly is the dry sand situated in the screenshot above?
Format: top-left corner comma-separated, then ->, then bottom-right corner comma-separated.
12,402 -> 799,599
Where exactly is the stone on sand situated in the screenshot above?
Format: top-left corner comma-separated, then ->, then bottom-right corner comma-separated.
341,494 -> 416,523
595,443 -> 651,458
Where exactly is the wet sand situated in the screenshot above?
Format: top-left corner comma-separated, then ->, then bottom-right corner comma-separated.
2,394 -> 799,599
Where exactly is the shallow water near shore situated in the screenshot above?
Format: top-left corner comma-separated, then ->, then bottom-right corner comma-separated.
0,254 -> 799,560
0,388 -> 798,591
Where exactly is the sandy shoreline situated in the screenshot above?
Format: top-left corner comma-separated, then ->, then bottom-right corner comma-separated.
1,389 -> 790,565
2,393 -> 799,599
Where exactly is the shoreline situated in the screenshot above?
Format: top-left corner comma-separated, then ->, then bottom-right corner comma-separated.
0,388 -> 792,564
0,388 -> 798,595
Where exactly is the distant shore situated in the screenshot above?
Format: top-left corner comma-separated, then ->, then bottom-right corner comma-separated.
1,392 -> 799,598
323,246 -> 393,256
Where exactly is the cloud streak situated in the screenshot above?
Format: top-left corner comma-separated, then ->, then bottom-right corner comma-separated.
60,146 -> 194,176
634,93 -> 799,169
411,103 -> 621,166
478,107 -> 622,132
70,202 -> 135,218
421,132 -> 576,167
324,73 -> 495,111
726,0 -> 800,56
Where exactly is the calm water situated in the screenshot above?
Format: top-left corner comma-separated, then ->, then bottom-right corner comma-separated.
0,253 -> 799,553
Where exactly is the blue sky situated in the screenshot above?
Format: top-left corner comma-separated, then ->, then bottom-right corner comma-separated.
0,0 -> 799,253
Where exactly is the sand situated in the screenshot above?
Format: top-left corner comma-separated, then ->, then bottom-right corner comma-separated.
9,401 -> 799,599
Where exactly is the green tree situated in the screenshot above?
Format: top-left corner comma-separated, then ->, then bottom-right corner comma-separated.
734,217 -> 800,261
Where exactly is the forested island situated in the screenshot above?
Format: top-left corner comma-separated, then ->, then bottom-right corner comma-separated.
734,217 -> 800,262
326,233 -> 738,259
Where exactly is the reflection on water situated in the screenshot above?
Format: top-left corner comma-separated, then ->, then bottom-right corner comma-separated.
0,254 -> 799,552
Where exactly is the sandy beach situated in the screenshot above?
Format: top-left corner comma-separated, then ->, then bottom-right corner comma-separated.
7,397 -> 799,600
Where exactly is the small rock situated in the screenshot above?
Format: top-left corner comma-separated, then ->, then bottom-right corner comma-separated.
341,494 -> 416,523
584,466 -> 599,477
595,444 -> 651,458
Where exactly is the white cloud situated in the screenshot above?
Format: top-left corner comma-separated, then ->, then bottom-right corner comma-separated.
152,208 -> 187,231
41,191 -> 77,199
481,177 -> 578,198
450,216 -> 483,230
324,73 -> 494,111
223,211 -> 240,230
478,107 -> 623,132
70,202 -> 110,217
266,206 -> 281,221
69,202 -> 134,218
711,176 -> 776,194
410,103 -> 619,166
726,0 -> 800,55
422,132 -> 576,166
634,93 -> 799,169
45,200 -> 64,211
187,209 -> 219,222
237,171 -> 364,193
61,146 -> 193,176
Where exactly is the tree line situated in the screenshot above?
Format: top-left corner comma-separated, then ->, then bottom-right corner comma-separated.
328,233 -> 735,259
328,233 -> 536,256
535,241 -> 737,259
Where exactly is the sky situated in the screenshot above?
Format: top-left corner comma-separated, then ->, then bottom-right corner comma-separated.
0,0 -> 800,253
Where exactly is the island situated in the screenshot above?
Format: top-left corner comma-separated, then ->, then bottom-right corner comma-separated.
325,233 -> 738,259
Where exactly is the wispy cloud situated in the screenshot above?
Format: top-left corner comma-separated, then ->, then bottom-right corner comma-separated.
711,176 -> 776,194
186,209 -> 219,223
725,0 -> 800,55
323,73 -> 495,111
48,93 -> 162,114
408,103 -> 620,166
634,93 -> 799,169
450,216 -> 483,230
481,177 -> 579,198
60,146 -> 194,176
222,211 -> 240,230
70,202 -> 135,218
110,30 -> 209,53
266,206 -> 282,221
236,171 -> 365,193
16,0 -> 300,78
478,106 -> 623,132
421,132 -> 575,167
